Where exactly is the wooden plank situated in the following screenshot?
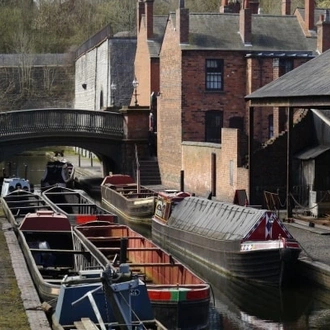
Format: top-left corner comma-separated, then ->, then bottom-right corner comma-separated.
99,247 -> 160,252
124,262 -> 179,267
87,236 -> 144,241
8,205 -> 52,210
81,318 -> 99,330
73,320 -> 86,330
74,318 -> 99,330
30,248 -> 89,254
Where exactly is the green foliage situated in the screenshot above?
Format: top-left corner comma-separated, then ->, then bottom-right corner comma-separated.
0,0 -> 328,54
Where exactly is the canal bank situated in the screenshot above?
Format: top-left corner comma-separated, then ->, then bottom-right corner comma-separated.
1,153 -> 330,329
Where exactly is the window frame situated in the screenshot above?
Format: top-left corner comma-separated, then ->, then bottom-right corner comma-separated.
205,110 -> 223,143
205,59 -> 224,91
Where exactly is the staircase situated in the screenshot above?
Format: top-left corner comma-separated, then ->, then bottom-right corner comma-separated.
138,159 -> 161,185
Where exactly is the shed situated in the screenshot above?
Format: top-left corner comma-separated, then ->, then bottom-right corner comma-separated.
245,49 -> 330,218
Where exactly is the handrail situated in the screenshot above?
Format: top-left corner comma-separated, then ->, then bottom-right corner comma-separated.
0,108 -> 124,138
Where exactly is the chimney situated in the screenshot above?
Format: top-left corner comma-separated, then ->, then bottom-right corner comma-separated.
282,0 -> 291,16
145,0 -> 154,39
249,0 -> 259,14
240,7 -> 252,45
305,0 -> 315,31
177,0 -> 189,44
317,11 -> 330,53
220,0 -> 228,13
137,0 -> 144,32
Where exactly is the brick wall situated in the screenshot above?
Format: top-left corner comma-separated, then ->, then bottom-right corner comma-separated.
134,25 -> 153,107
158,12 -> 183,187
182,51 -> 247,141
182,128 -> 249,202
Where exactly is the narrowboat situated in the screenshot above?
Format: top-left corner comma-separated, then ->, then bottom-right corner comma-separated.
41,186 -> 118,225
73,220 -> 210,330
40,158 -> 75,192
1,177 -> 32,196
17,210 -> 108,306
100,174 -> 157,225
51,265 -> 167,330
1,189 -> 55,230
152,193 -> 302,287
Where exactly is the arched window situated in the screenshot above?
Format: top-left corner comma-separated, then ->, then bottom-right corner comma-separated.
100,90 -> 104,109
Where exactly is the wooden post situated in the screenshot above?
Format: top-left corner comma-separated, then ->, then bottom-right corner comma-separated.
248,106 -> 254,204
286,107 -> 293,219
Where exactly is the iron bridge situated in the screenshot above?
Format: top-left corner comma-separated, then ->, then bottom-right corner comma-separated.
0,108 -> 129,174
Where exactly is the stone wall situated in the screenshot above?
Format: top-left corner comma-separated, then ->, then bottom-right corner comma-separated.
75,36 -> 136,111
181,128 -> 249,203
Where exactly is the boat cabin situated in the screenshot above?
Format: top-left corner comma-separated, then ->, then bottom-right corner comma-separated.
1,177 -> 31,197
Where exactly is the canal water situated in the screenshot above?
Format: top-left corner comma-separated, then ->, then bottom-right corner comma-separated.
4,153 -> 330,330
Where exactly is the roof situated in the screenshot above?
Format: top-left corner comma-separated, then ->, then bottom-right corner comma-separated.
168,196 -> 272,241
147,15 -> 168,58
171,12 -> 317,53
295,7 -> 330,34
295,145 -> 330,160
245,49 -> 330,107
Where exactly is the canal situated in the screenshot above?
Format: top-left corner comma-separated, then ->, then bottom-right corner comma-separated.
3,152 -> 330,330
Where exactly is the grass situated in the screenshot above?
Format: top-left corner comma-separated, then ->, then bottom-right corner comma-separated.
0,208 -> 31,329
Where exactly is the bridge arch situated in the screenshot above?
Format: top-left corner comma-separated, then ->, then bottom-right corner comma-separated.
0,108 -> 151,176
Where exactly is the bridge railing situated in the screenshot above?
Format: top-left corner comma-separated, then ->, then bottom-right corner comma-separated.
0,108 -> 124,138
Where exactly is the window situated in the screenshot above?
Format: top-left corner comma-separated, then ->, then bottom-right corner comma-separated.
205,59 -> 223,91
268,114 -> 274,139
279,58 -> 294,76
205,110 -> 223,143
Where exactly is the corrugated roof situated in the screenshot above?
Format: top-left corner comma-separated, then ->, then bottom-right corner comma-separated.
246,49 -> 330,100
168,196 -> 270,241
295,145 -> 330,160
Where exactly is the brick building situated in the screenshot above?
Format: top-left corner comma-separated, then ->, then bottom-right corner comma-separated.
134,0 -> 330,204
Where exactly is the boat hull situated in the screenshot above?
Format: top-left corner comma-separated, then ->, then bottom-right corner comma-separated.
152,298 -> 210,330
152,216 -> 301,287
101,174 -> 157,225
74,221 -> 210,330
42,186 -> 118,225
17,211 -> 107,305
1,190 -> 55,230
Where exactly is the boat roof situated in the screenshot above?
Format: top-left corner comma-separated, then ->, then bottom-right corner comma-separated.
1,177 -> 31,197
19,210 -> 71,231
168,197 -> 291,241
102,174 -> 135,186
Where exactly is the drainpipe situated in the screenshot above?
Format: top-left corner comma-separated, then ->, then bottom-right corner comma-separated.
135,145 -> 140,194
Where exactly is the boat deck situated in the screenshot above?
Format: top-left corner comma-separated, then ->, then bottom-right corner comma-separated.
75,223 -> 206,287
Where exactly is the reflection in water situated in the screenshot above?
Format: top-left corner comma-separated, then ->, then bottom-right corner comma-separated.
208,274 -> 313,329
6,154 -> 330,330
0,154 -> 48,186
